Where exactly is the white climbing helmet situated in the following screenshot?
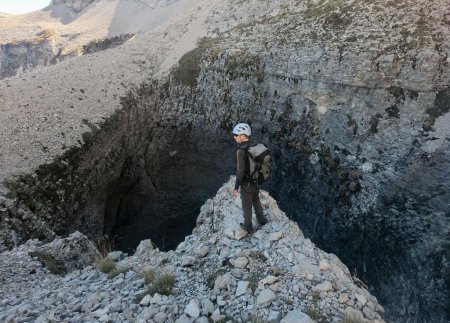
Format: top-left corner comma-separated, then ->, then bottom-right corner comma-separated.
233,123 -> 251,136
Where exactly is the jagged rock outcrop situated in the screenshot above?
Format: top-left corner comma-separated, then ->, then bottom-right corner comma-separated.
0,178 -> 385,322
0,32 -> 134,79
0,31 -> 59,79
50,0 -> 97,13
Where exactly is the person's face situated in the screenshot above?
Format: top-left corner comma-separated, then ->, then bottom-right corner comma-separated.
233,134 -> 247,143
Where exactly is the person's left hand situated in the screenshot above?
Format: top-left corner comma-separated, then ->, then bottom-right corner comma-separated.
230,188 -> 239,198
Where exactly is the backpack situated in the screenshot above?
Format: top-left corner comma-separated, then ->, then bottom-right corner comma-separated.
246,143 -> 271,184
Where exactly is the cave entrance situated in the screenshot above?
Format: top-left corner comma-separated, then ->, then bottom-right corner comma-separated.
103,133 -> 234,253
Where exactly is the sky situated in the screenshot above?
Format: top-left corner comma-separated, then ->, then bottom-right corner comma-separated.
0,0 -> 51,14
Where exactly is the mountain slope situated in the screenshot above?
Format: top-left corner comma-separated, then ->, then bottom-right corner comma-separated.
0,0 -> 218,186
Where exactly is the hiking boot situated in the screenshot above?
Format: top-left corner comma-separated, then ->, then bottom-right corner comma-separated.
239,223 -> 254,235
258,218 -> 268,226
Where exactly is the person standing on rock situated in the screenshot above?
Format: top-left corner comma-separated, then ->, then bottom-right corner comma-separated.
230,123 -> 267,234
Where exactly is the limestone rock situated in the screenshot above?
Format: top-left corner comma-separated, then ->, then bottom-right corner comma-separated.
268,231 -> 283,241
259,275 -> 279,285
182,256 -> 196,267
200,298 -> 214,315
363,306 -> 378,320
196,246 -> 209,258
34,232 -> 101,272
233,257 -> 248,269
280,310 -> 313,323
214,273 -> 235,290
355,293 -> 367,306
211,308 -> 225,322
235,227 -> 248,240
236,281 -> 249,296
319,259 -> 331,271
153,312 -> 168,323
176,314 -> 193,323
339,293 -> 349,304
140,294 -> 152,306
268,311 -> 281,322
256,289 -> 276,308
313,281 -> 333,292
184,299 -> 200,319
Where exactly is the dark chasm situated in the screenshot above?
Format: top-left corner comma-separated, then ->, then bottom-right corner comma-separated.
5,82 -> 449,323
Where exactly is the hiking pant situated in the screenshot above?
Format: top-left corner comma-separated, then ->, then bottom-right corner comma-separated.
240,183 -> 265,230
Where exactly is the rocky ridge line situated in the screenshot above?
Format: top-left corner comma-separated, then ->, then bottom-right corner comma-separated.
0,178 -> 384,322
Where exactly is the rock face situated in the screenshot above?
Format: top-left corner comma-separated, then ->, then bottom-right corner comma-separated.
175,1 -> 449,321
50,0 -> 97,13
0,178 -> 385,322
0,32 -> 134,79
0,34 -> 59,79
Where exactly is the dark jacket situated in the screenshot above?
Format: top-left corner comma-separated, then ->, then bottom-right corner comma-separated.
234,140 -> 258,190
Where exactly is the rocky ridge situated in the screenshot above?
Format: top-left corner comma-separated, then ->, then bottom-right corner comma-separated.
184,0 -> 449,321
0,178 -> 384,322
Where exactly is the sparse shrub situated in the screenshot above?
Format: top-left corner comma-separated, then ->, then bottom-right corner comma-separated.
311,290 -> 321,302
387,86 -> 404,98
148,273 -> 176,296
323,12 -> 352,30
306,305 -> 321,320
97,257 -> 116,274
29,251 -> 66,276
140,268 -> 156,284
249,251 -> 267,262
132,272 -> 172,304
